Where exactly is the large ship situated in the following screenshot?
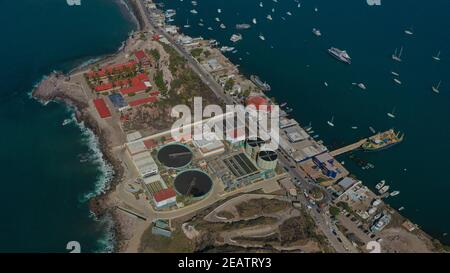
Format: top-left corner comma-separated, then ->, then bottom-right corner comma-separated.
328,47 -> 351,64
250,75 -> 271,91
236,23 -> 251,30
362,129 -> 404,151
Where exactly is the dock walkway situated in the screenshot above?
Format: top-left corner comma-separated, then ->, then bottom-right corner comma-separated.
330,138 -> 367,157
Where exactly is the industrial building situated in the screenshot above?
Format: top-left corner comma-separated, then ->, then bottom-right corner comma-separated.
131,151 -> 159,178
313,153 -> 340,179
208,151 -> 267,190
285,126 -> 310,143
153,188 -> 177,209
193,133 -> 225,157
126,140 -> 147,156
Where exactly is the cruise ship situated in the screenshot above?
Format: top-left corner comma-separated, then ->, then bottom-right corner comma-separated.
328,47 -> 351,64
250,75 -> 271,91
362,129 -> 404,151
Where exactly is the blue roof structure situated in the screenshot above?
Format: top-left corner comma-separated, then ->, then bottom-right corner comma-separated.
108,93 -> 128,108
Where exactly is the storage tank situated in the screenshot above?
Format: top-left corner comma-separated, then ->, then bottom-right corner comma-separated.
245,137 -> 264,160
256,150 -> 278,170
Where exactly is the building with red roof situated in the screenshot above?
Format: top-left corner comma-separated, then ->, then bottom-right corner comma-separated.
143,139 -> 157,150
120,73 -> 151,96
94,83 -> 114,92
128,96 -> 158,107
93,98 -> 111,118
135,50 -> 151,66
86,60 -> 138,78
246,96 -> 271,111
153,188 -> 177,208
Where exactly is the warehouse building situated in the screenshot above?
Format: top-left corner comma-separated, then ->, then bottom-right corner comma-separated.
153,188 -> 177,209
131,151 -> 158,178
313,153 -> 340,179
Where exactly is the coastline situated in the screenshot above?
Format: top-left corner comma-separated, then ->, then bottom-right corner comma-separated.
31,0 -> 147,252
30,0 -> 447,253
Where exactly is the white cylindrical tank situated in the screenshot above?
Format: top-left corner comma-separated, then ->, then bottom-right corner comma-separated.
245,138 -> 264,160
257,150 -> 278,170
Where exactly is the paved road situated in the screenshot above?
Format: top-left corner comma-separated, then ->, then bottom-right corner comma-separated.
276,151 -> 358,253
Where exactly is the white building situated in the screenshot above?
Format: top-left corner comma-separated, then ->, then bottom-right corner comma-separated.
132,151 -> 158,178
153,188 -> 177,208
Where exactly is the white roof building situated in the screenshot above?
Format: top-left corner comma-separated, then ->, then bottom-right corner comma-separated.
132,151 -> 158,178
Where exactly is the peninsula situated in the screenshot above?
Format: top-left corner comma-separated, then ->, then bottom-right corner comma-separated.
32,0 -> 445,253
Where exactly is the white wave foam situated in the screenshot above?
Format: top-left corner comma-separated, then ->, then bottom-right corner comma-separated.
27,74 -> 50,105
90,212 -> 116,253
77,120 -> 115,202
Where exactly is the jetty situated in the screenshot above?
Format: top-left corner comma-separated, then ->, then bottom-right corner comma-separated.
330,138 -> 367,156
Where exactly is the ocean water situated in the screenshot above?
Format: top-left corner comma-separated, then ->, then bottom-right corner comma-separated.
156,0 -> 450,244
0,0 -> 135,252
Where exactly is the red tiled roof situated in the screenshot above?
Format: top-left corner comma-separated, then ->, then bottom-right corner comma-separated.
153,188 -> 176,203
149,90 -> 160,96
120,82 -> 148,95
246,96 -> 271,111
120,73 -> 150,95
87,60 -> 138,78
135,50 -> 147,60
128,96 -> 158,107
143,139 -> 157,149
93,98 -> 111,118
94,83 -> 113,92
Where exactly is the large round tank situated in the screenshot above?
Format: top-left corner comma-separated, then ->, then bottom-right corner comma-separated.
256,150 -> 278,170
157,143 -> 193,169
245,137 -> 264,160
173,169 -> 213,199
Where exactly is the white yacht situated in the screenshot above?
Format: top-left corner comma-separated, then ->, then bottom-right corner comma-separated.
432,51 -> 441,61
393,78 -> 402,85
230,34 -> 242,43
266,14 -> 273,21
379,185 -> 390,195
390,191 -> 400,197
432,80 -> 441,94
252,18 -> 257,24
387,107 -> 396,119
392,47 -> 403,62
376,180 -> 386,190
259,33 -> 265,41
327,116 -> 335,127
357,83 -> 367,90
312,28 -> 321,36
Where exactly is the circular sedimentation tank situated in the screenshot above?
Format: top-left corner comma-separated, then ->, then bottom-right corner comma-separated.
245,137 -> 264,160
157,143 -> 193,169
174,170 -> 213,199
257,150 -> 278,170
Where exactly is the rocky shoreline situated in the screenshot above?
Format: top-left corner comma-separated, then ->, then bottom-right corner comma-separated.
32,73 -> 127,252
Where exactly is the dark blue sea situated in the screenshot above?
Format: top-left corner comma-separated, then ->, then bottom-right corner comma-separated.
0,0 -> 135,252
155,0 -> 450,244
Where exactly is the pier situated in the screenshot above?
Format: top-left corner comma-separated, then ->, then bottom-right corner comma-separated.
330,138 -> 368,157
